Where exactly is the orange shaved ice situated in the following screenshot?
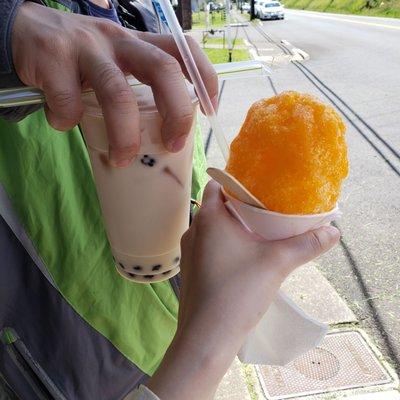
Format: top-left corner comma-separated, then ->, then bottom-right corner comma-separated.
226,91 -> 348,214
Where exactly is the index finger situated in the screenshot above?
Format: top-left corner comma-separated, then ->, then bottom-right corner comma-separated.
115,39 -> 195,152
80,52 -> 140,167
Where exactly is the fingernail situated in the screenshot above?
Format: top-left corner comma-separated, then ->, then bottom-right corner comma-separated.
168,135 -> 187,153
321,225 -> 340,238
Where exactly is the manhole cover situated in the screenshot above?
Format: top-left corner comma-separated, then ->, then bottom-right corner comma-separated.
293,348 -> 340,381
256,330 -> 393,399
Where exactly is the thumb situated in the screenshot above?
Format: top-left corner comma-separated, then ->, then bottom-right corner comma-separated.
274,225 -> 340,276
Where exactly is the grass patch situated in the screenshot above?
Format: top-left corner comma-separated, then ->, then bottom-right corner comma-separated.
202,37 -> 245,45
192,10 -> 227,28
242,364 -> 259,400
203,48 -> 251,63
284,0 -> 400,18
239,12 -> 251,21
232,11 -> 251,21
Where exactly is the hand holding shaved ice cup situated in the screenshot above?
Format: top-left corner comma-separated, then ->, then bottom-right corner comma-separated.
206,91 -> 349,365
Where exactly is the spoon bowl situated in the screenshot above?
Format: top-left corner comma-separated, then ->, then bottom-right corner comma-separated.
206,167 -> 265,209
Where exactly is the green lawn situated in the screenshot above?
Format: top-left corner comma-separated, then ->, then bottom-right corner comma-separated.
237,11 -> 251,21
284,0 -> 400,18
192,10 -> 227,28
203,48 -> 251,63
202,37 -> 245,46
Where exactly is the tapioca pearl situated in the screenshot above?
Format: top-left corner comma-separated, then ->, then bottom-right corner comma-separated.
133,265 -> 142,271
152,264 -> 162,271
163,269 -> 173,275
140,155 -> 156,167
174,257 -> 180,264
144,275 -> 154,279
119,262 -> 126,270
128,273 -> 136,278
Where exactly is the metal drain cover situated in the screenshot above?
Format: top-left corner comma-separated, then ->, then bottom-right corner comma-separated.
256,330 -> 393,399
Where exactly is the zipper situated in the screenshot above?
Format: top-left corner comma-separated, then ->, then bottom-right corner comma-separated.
0,372 -> 20,400
1,328 -> 67,400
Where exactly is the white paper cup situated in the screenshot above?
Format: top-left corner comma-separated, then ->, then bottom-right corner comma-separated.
223,190 -> 341,241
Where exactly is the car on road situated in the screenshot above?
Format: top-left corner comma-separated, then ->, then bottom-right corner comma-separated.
241,2 -> 251,12
208,1 -> 224,11
254,0 -> 264,16
258,1 -> 285,20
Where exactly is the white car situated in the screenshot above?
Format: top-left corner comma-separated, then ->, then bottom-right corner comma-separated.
241,2 -> 251,12
254,0 -> 264,16
259,1 -> 285,20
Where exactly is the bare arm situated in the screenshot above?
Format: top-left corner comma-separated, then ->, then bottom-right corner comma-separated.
145,181 -> 339,399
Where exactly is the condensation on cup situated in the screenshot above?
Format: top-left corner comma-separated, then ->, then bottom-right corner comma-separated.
80,83 -> 198,283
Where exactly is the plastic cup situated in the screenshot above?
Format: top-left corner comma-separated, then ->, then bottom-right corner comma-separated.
79,83 -> 198,284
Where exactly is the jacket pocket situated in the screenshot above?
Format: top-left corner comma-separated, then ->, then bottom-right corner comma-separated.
0,328 -> 67,400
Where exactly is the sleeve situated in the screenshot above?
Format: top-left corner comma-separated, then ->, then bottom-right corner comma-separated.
123,385 -> 161,400
0,0 -> 42,121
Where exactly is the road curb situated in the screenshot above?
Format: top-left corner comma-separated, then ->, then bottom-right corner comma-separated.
241,25 -> 310,65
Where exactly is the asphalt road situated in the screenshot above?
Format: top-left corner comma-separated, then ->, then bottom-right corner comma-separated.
258,9 -> 400,373
205,9 -> 400,374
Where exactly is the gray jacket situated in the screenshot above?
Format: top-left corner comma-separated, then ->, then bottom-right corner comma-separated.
0,4 -> 174,399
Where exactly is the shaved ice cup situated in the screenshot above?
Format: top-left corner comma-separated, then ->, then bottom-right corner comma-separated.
224,191 -> 341,241
223,190 -> 341,365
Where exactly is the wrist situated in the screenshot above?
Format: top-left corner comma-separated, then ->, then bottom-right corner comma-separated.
148,322 -> 242,400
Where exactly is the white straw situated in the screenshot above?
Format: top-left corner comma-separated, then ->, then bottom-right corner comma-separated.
154,0 -> 230,161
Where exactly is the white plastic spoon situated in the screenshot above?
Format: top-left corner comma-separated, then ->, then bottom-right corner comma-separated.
206,167 -> 265,209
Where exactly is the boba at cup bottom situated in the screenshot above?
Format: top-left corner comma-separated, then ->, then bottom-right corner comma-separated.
115,263 -> 180,283
112,246 -> 181,275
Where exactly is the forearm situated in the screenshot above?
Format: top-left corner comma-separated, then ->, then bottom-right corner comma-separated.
147,315 -> 244,400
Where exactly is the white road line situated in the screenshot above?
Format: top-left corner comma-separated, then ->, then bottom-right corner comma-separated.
288,10 -> 400,30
